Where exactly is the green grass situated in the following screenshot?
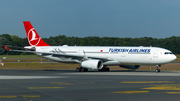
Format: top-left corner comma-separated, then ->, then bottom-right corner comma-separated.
0,62 -> 180,71
0,55 -> 49,62
0,55 -> 81,70
0,62 -> 80,70
0,55 -> 39,58
176,55 -> 180,58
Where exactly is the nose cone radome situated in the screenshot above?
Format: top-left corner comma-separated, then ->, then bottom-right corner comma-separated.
169,54 -> 177,62
172,55 -> 177,61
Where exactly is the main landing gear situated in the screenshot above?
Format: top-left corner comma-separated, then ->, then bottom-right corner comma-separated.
76,66 -> 110,72
98,66 -> 110,72
155,65 -> 161,73
76,67 -> 88,72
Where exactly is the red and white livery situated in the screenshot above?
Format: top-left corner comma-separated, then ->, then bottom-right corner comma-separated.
3,21 -> 177,72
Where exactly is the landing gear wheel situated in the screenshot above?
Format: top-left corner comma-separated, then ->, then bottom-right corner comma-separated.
155,69 -> 160,73
76,67 -> 88,72
76,68 -> 80,72
80,68 -> 84,72
98,69 -> 102,72
155,65 -> 161,73
105,68 -> 110,71
84,68 -> 88,72
98,67 -> 110,72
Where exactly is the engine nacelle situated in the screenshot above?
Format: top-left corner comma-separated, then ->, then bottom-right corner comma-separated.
81,60 -> 103,70
119,65 -> 140,69
24,46 -> 36,51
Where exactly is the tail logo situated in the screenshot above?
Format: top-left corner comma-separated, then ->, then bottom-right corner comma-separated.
30,30 -> 38,41
28,28 -> 41,46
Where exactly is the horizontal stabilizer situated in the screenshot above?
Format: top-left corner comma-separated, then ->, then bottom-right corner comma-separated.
2,45 -> 11,51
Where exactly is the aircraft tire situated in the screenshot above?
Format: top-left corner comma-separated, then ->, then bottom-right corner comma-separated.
105,68 -> 110,71
84,68 -> 88,72
79,67 -> 88,72
76,68 -> 80,72
98,69 -> 102,72
98,67 -> 110,72
155,69 -> 160,73
80,68 -> 84,72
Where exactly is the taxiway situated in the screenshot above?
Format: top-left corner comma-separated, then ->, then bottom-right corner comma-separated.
0,70 -> 180,101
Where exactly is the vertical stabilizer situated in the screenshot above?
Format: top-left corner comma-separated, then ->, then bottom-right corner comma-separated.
23,21 -> 50,46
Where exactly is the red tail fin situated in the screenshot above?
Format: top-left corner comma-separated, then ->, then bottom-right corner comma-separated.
2,45 -> 11,51
23,21 -> 50,46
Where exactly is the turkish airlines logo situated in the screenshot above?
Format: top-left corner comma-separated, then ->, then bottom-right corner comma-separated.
28,28 -> 41,46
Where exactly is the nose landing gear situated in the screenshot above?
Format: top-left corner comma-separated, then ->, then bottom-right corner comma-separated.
155,65 -> 161,73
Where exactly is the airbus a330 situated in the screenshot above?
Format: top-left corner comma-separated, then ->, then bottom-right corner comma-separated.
3,21 -> 177,72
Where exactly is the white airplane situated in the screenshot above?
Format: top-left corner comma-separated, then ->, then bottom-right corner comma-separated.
3,21 -> 177,72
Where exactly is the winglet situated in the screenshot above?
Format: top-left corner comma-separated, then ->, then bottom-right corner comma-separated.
23,21 -> 50,46
2,45 -> 11,51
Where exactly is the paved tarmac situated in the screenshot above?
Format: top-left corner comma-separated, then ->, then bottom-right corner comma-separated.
0,70 -> 180,101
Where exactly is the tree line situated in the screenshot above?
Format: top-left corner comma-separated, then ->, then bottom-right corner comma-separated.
0,34 -> 180,55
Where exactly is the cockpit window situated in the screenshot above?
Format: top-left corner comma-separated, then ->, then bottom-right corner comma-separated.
164,52 -> 173,54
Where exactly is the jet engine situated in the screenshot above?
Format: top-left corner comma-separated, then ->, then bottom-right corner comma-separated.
81,60 -> 103,70
24,46 -> 36,51
119,65 -> 140,69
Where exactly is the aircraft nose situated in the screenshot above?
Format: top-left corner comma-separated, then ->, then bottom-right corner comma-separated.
169,54 -> 177,62
165,54 -> 177,63
172,54 -> 177,61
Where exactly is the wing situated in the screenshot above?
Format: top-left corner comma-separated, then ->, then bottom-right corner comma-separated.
2,45 -> 114,62
43,53 -> 114,62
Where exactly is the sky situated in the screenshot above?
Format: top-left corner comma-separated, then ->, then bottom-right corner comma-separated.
0,0 -> 180,38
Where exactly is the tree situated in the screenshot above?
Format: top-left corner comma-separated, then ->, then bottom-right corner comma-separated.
0,37 -> 8,55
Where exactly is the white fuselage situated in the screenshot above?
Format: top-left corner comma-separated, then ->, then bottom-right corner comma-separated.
32,46 -> 176,66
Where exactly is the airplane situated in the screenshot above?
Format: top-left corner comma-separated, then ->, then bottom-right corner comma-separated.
3,21 -> 177,73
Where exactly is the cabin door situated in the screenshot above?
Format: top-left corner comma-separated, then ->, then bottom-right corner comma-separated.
153,50 -> 159,58
121,52 -> 127,57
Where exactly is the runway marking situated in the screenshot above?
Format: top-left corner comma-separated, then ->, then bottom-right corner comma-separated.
142,84 -> 180,90
77,82 -> 95,84
0,76 -> 68,79
121,81 -> 174,83
0,95 -> 41,99
51,82 -> 74,85
166,92 -> 180,94
111,91 -> 149,94
22,95 -> 41,98
28,87 -> 65,89
51,82 -> 95,85
65,72 -> 180,76
0,96 -> 17,98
